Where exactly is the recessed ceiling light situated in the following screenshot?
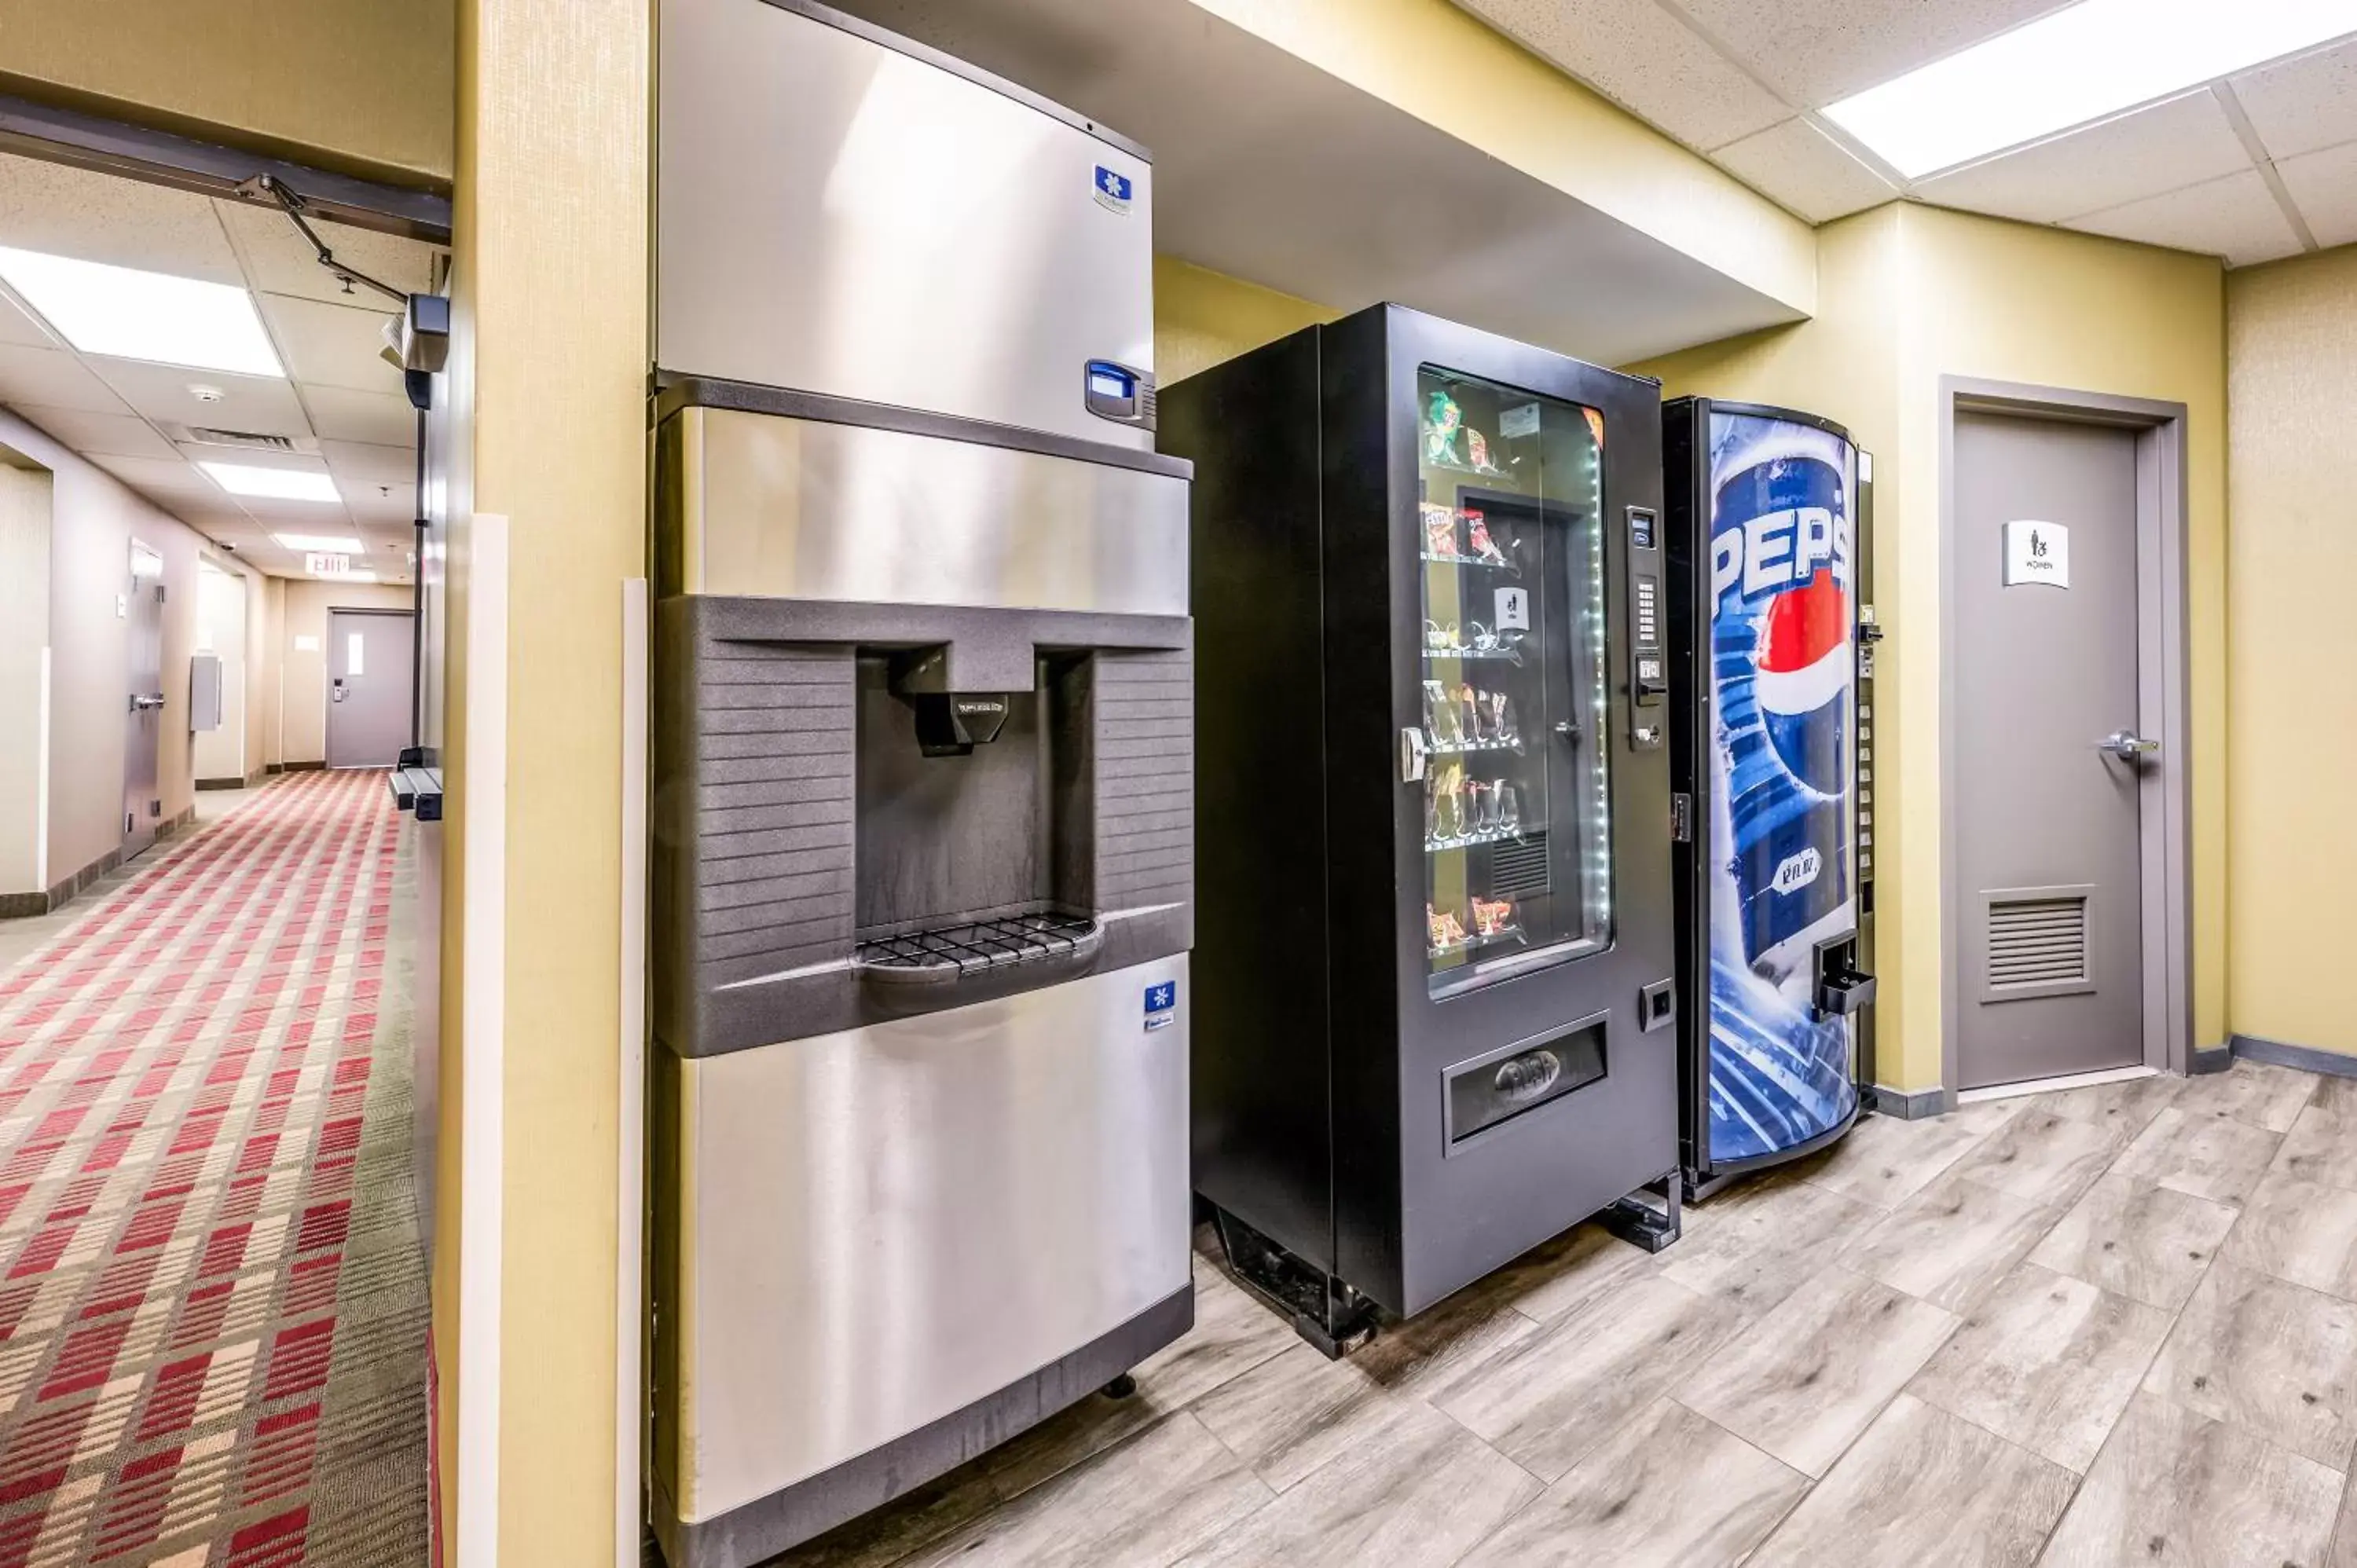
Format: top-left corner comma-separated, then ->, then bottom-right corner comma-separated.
271,533 -> 365,553
0,247 -> 284,377
1822,0 -> 2357,178
201,463 -> 340,503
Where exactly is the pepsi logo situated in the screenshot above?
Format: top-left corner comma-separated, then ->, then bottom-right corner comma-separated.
1750,567 -> 1852,799
1710,504 -> 1850,603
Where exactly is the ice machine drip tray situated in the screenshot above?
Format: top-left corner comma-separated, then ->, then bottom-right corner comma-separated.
855,907 -> 1105,1005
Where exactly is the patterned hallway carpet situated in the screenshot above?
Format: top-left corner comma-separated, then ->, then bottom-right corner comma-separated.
0,771 -> 429,1566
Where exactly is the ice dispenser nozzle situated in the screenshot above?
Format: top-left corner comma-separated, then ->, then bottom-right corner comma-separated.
907,694 -> 1010,757
891,645 -> 1019,758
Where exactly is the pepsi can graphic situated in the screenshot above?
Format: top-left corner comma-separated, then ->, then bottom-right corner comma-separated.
1703,412 -> 1859,1165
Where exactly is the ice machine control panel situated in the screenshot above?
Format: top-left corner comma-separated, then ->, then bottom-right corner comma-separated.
1084,360 -> 1157,431
1627,506 -> 1666,746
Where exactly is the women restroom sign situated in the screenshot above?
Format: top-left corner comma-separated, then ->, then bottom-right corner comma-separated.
2003,518 -> 2069,588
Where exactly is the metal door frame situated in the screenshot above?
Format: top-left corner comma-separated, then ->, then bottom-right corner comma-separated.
324,606 -> 416,770
1939,377 -> 2191,1104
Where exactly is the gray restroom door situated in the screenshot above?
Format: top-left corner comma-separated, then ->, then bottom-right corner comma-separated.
326,610 -> 415,769
122,542 -> 165,857
1954,413 -> 2146,1089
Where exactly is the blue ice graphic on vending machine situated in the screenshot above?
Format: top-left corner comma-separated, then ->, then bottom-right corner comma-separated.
1705,412 -> 1859,1164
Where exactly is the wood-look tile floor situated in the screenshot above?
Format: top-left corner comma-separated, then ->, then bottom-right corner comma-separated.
767,1061 -> 2357,1568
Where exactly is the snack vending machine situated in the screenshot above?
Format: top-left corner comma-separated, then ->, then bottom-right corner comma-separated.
1662,399 -> 1878,1197
1168,304 -> 1681,1354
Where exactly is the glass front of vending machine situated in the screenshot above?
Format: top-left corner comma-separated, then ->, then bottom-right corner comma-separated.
1663,400 -> 1878,1196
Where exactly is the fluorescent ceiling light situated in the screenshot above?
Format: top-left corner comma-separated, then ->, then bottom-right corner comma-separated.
1823,0 -> 2357,178
271,533 -> 365,553
315,569 -> 379,583
0,247 -> 283,376
203,463 -> 340,503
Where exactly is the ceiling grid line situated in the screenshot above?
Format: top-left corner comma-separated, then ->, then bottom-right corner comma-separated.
2210,82 -> 2324,254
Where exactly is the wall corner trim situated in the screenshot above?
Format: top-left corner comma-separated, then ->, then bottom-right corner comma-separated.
616,579 -> 648,1568
457,513 -> 508,1568
2230,1033 -> 2357,1079
1870,1085 -> 1947,1120
2190,1042 -> 2234,1075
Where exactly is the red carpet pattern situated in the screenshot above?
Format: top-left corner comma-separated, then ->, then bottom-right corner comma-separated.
0,771 -> 427,1566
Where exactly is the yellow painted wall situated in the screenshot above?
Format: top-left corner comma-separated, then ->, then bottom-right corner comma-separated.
1156,256 -> 1336,383
434,0 -> 649,1558
1636,203 -> 2227,1093
1189,0 -> 1815,317
2224,246 -> 2357,1056
0,0 -> 456,188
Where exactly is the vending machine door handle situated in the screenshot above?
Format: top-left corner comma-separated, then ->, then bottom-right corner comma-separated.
1400,727 -> 1428,782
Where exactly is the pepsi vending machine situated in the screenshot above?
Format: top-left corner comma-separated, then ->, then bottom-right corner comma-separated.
1663,400 -> 1878,1196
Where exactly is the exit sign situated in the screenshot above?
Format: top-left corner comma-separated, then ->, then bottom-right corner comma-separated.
306,552 -> 361,577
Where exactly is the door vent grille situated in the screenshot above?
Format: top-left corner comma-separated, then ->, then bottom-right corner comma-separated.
1986,894 -> 2089,992
1489,830 -> 1550,899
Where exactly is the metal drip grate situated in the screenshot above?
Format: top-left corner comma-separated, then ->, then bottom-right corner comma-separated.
856,911 -> 1100,976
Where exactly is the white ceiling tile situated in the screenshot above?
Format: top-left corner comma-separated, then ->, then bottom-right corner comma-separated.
346,483 -> 420,526
258,293 -> 408,396
0,343 -> 134,415
1711,116 -> 1901,222
0,150 -> 242,283
87,452 -> 218,499
10,406 -> 178,460
2068,168 -> 2304,268
1454,0 -> 1788,151
303,386 -> 419,447
1669,0 -> 2071,108
0,291 -> 57,349
321,439 -> 417,482
2231,37 -> 2357,160
84,358 -> 311,437
237,492 -> 356,526
2278,140 -> 2357,248
214,199 -> 444,308
1916,91 -> 2254,225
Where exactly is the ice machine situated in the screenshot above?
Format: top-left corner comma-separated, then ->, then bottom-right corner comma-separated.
1662,399 -> 1879,1196
648,2 -> 1193,1563
1165,304 -> 1681,1353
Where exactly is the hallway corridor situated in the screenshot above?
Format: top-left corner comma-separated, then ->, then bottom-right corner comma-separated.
0,772 -> 428,1567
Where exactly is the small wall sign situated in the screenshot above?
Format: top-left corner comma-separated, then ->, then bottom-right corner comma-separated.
2003,519 -> 2069,588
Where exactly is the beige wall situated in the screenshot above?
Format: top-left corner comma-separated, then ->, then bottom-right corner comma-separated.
1156,256 -> 1337,384
1635,203 -> 2229,1094
192,562 -> 247,782
435,0 -> 650,1556
0,460 -> 53,895
277,579 -> 416,766
2224,246 -> 2357,1055
0,407 -> 214,891
255,576 -> 285,773
0,0 -> 456,187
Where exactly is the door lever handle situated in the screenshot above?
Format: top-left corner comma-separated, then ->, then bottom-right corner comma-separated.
2096,730 -> 2159,760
